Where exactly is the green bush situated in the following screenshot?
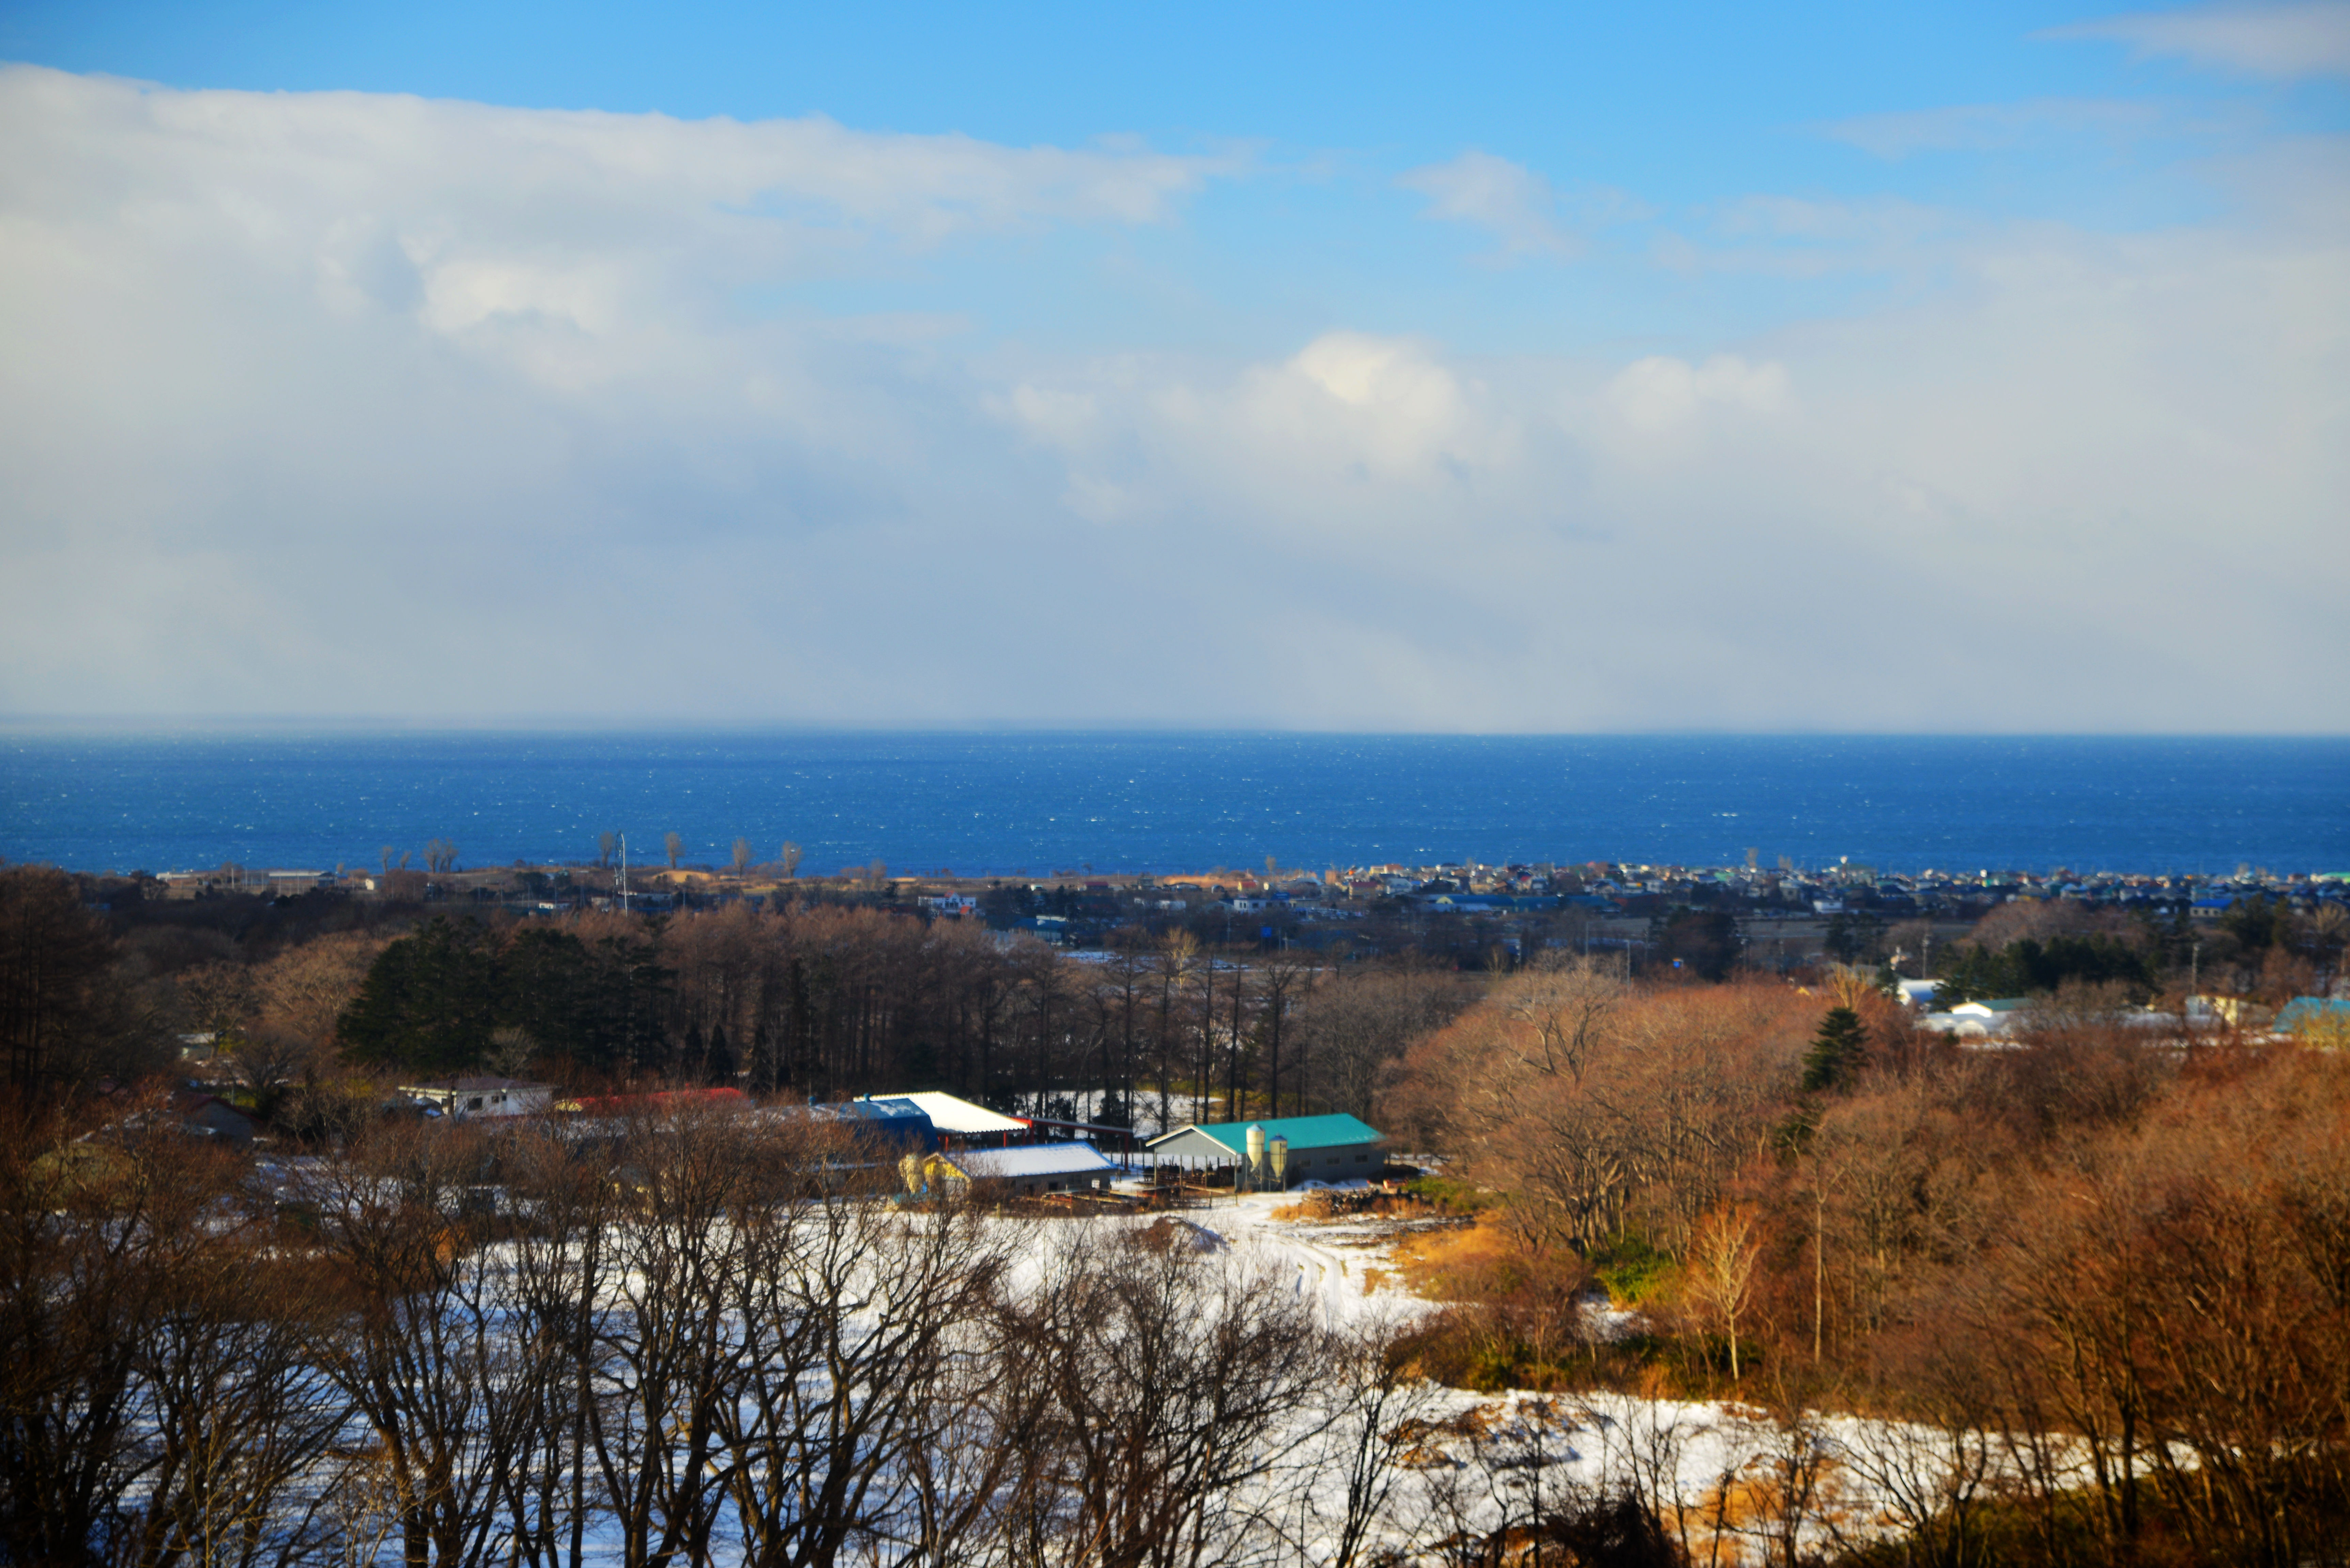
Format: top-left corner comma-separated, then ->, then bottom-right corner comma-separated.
1402,1174 -> 1506,1215
1590,1233 -> 1673,1304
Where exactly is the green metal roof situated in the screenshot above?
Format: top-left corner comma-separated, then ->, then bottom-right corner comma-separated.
1159,1113 -> 1385,1154
2279,997 -> 2350,1030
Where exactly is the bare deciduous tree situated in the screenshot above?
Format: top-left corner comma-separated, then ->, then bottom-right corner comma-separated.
982,1227 -> 1333,1568
1294,1327 -> 1445,1568
229,1024 -> 318,1094
297,1121 -> 546,1568
1688,1205 -> 1761,1383
178,961 -> 262,1050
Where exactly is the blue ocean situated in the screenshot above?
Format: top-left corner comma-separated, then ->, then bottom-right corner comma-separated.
2,732 -> 2344,878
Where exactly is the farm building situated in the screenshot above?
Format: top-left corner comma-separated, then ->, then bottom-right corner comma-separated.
400,1076 -> 555,1120
852,1090 -> 1140,1155
857,1090 -> 1029,1146
906,1140 -> 1121,1198
2278,996 -> 2350,1036
835,1097 -> 939,1151
1145,1113 -> 1386,1189
169,1090 -> 256,1145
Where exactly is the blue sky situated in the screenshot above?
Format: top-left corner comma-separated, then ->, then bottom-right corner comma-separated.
1,3 -> 2345,728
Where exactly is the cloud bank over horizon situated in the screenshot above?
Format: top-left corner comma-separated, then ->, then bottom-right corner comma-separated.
1,43 -> 2345,732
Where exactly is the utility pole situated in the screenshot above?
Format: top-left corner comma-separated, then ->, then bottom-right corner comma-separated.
619,833 -> 630,914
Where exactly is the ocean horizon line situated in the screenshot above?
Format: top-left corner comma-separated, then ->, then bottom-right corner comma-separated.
7,731 -> 2343,882
6,720 -> 2349,742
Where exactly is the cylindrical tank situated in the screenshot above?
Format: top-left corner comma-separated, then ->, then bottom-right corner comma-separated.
1245,1124 -> 1266,1190
1268,1135 -> 1289,1189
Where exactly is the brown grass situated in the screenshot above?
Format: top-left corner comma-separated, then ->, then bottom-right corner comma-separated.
1390,1214 -> 1583,1303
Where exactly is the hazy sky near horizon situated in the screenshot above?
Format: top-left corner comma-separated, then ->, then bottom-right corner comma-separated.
2,2 -> 2346,732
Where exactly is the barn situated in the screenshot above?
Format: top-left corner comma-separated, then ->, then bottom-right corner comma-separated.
909,1140 -> 1122,1198
856,1090 -> 1029,1147
1144,1113 -> 1386,1188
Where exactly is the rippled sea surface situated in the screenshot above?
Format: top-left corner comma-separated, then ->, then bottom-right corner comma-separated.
3,731 -> 2344,876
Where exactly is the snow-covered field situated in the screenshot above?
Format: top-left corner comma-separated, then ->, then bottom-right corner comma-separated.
131,1165 -> 2005,1567
1146,1183 -> 1995,1566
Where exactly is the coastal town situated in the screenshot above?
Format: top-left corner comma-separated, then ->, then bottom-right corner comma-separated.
123,850 -> 2347,1020
130,849 -> 2344,948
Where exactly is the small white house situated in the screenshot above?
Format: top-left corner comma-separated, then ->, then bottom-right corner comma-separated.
1920,998 -> 2029,1040
399,1076 -> 554,1120
1894,978 -> 1942,1010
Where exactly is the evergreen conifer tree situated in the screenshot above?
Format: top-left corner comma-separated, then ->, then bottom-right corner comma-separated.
1801,1006 -> 1869,1095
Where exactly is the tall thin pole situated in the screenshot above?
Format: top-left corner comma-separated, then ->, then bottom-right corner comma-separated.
619,833 -> 630,914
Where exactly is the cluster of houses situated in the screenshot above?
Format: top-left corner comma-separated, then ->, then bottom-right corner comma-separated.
147,856 -> 2347,923
1896,980 -> 2350,1044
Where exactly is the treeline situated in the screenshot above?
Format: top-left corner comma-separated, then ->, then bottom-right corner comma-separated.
1924,894 -> 2343,1007
1931,932 -> 2157,1003
0,865 -> 184,1090
0,859 -> 1472,1130
331,904 -> 1472,1126
1385,962 -> 2350,1566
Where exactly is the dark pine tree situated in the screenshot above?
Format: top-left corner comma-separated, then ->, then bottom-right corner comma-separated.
1801,1006 -> 1869,1095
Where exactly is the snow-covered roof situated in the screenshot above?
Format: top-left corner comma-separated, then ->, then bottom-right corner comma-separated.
863,1091 -> 1028,1135
401,1076 -> 550,1094
948,1142 -> 1118,1180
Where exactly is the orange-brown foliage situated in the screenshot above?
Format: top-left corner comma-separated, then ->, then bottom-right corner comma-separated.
1388,966 -> 1831,1256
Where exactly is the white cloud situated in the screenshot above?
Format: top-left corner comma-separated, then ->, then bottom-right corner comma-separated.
1822,97 -> 2166,158
1395,149 -> 1626,261
1604,355 -> 1793,431
0,69 -> 2344,731
2049,2 -> 2350,79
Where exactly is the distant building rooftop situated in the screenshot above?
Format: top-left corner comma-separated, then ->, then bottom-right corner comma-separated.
1146,1112 -> 1383,1155
860,1090 -> 1027,1136
948,1142 -> 1119,1181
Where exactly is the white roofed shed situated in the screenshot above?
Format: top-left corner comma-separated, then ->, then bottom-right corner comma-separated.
930,1140 -> 1119,1198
